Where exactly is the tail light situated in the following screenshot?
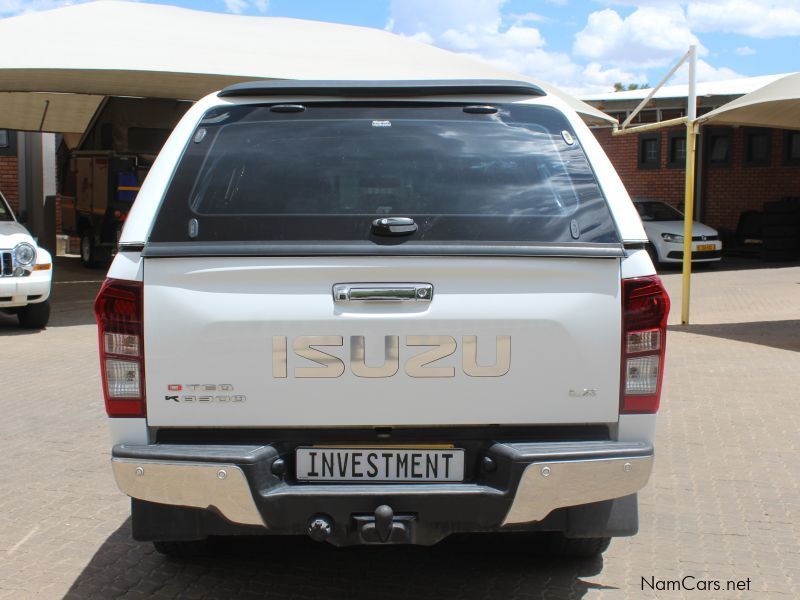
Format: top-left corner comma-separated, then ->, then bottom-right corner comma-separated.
94,279 -> 146,417
620,276 -> 670,414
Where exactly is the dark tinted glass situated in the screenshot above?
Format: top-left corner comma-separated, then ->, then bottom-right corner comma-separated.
635,201 -> 683,221
747,133 -> 769,162
670,136 -> 686,163
790,132 -> 800,161
150,103 -> 619,246
709,135 -> 730,163
0,193 -> 13,222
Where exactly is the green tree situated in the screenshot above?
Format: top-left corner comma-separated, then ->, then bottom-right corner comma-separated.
613,82 -> 650,92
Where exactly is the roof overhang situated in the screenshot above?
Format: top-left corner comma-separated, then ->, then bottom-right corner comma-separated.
0,91 -> 103,133
697,73 -> 800,130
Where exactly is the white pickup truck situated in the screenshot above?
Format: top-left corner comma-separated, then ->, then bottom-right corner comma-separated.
96,80 -> 669,558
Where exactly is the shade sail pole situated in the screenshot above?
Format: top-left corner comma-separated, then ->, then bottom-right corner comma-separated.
681,45 -> 698,325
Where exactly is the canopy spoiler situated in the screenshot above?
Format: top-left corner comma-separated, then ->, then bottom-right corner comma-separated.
218,79 -> 546,99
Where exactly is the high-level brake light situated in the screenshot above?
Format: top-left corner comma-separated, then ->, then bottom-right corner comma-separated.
620,276 -> 670,414
94,279 -> 146,417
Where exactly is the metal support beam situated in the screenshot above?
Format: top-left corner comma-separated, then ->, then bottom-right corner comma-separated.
680,45 -> 698,325
611,116 -> 687,137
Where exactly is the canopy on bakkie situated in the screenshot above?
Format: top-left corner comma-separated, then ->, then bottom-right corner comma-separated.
0,0 -> 613,136
698,72 -> 800,130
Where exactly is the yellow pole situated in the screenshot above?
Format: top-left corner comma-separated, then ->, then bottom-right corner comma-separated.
681,123 -> 697,324
680,44 -> 698,325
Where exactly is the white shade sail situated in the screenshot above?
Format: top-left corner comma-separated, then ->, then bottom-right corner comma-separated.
0,1 -> 613,134
698,72 -> 800,130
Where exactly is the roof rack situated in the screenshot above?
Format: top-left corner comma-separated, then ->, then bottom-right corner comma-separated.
217,79 -> 545,98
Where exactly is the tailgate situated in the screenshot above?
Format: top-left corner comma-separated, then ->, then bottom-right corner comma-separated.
143,256 -> 621,427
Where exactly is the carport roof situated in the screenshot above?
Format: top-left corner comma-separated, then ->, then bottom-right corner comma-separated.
697,72 -> 800,130
0,1 -> 613,134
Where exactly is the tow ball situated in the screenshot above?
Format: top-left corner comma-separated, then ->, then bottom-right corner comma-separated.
307,506 -> 415,544
355,505 -> 414,544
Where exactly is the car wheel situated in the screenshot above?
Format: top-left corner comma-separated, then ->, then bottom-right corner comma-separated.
153,539 -> 213,558
80,230 -> 97,267
18,300 -> 50,329
545,533 -> 610,559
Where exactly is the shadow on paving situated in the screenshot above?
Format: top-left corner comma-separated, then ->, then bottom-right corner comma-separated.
64,519 -> 614,599
655,255 -> 800,274
0,256 -> 102,335
669,319 -> 800,352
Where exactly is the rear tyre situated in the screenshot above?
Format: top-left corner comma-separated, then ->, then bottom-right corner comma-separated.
153,539 -> 213,558
80,230 -> 97,268
18,300 -> 50,329
545,533 -> 611,559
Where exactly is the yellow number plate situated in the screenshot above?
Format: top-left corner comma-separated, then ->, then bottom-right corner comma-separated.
697,244 -> 715,251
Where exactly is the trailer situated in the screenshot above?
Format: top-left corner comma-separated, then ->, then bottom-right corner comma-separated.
60,97 -> 190,266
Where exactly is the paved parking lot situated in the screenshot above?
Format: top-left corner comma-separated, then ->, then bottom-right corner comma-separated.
1,256 -> 798,599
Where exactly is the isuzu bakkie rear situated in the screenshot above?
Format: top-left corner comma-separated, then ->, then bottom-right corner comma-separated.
96,80 -> 669,558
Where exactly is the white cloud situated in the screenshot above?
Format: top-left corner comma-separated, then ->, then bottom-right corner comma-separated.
223,0 -> 247,14
388,0 -> 586,89
597,1 -> 800,38
674,58 -> 741,83
574,6 -> 704,69
578,62 -> 648,95
387,0 -> 744,95
389,0 -> 506,37
573,3 -> 749,89
687,1 -> 800,38
223,0 -> 269,15
735,45 -> 756,56
508,12 -> 550,24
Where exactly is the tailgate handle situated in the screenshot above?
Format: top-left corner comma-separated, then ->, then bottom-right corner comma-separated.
333,283 -> 433,303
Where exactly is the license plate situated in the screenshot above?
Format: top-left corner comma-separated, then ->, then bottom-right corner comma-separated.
697,244 -> 715,251
296,447 -> 465,482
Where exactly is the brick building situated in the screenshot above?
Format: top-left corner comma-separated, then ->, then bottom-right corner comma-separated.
582,73 -> 800,234
0,130 -> 19,212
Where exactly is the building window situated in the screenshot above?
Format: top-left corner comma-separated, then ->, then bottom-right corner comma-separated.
638,133 -> 661,169
668,132 -> 687,168
0,130 -> 15,156
784,130 -> 800,165
607,111 -> 628,124
707,128 -> 732,167
633,110 -> 658,124
744,128 -> 771,167
660,108 -> 685,121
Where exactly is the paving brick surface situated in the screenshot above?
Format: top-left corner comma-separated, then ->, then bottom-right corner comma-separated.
1,257 -> 798,599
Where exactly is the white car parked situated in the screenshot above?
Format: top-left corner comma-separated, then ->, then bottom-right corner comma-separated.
0,191 -> 52,328
634,199 -> 722,265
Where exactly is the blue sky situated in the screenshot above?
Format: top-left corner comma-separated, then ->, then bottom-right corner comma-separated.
3,0 -> 799,94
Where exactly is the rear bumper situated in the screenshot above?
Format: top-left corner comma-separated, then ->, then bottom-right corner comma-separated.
112,440 -> 653,545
